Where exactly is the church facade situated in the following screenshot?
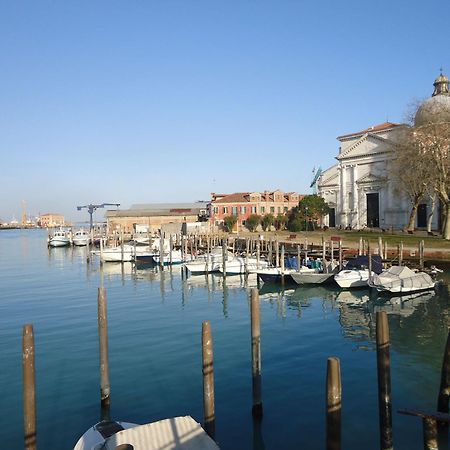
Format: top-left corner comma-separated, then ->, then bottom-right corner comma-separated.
316,122 -> 437,230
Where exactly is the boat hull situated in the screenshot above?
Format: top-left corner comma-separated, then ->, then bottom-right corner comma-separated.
291,272 -> 335,285
334,269 -> 370,288
49,238 -> 71,247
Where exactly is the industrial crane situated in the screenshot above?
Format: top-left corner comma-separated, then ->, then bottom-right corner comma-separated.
76,203 -> 120,230
310,167 -> 322,194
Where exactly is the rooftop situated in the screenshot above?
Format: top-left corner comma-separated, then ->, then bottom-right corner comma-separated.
337,122 -> 402,140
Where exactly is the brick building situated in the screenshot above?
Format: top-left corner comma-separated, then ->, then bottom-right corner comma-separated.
39,213 -> 65,228
210,190 -> 303,230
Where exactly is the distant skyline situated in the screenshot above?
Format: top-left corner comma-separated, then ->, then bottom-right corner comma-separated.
1,0 -> 449,222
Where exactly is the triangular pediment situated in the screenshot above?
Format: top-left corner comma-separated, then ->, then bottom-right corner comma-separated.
356,173 -> 386,184
318,164 -> 339,187
337,133 -> 395,161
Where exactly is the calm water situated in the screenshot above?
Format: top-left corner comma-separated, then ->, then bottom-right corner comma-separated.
1,229 -> 450,449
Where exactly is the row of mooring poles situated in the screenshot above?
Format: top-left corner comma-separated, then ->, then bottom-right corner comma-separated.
22,291 -> 449,449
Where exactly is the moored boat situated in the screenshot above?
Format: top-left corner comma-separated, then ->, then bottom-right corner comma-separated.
256,267 -> 299,284
72,229 -> 91,246
369,265 -> 435,294
218,257 -> 269,275
73,415 -> 219,450
48,229 -> 71,247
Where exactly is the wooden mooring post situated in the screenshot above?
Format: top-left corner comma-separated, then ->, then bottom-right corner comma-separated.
437,329 -> 450,418
338,239 -> 343,271
250,288 -> 263,418
326,357 -> 342,450
98,287 -> 111,407
376,311 -> 393,450
398,242 -> 404,266
419,240 -> 425,270
23,324 -> 36,450
202,321 -> 215,439
222,238 -> 227,278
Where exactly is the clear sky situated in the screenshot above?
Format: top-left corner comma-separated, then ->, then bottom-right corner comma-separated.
1,0 -> 448,222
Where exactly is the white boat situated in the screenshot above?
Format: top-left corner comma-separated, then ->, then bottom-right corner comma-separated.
48,229 -> 71,247
74,415 -> 219,450
218,257 -> 269,275
72,229 -> 91,246
184,248 -> 233,274
369,265 -> 435,294
334,268 -> 372,288
153,249 -> 184,265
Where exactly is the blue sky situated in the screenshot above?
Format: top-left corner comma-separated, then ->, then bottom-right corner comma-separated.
1,0 -> 448,222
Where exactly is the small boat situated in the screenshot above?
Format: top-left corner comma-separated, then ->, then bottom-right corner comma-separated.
74,415 -> 219,450
153,249 -> 184,265
334,255 -> 383,289
72,229 -> 91,246
369,265 -> 435,294
48,229 -> 71,247
184,248 -> 233,274
218,257 -> 269,275
290,262 -> 338,285
334,268 -> 372,288
256,267 -> 299,283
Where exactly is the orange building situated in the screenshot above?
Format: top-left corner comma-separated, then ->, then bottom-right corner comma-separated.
39,213 -> 65,228
210,190 -> 303,230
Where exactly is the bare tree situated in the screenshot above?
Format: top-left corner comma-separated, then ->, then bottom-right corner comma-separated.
391,129 -> 432,232
412,122 -> 450,239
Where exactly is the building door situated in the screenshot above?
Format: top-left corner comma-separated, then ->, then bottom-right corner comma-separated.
328,208 -> 336,227
366,193 -> 379,228
417,204 -> 427,228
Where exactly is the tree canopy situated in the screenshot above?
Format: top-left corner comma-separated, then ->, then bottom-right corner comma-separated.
246,214 -> 261,232
223,215 -> 237,232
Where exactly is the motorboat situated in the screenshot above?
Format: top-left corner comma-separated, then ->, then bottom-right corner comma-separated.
72,229 -> 91,246
334,268 -> 372,288
334,255 -> 383,289
48,229 -> 71,247
369,265 -> 435,294
218,257 -> 269,275
153,249 -> 184,265
256,267 -> 300,284
184,248 -> 234,274
290,262 -> 338,285
73,415 -> 219,450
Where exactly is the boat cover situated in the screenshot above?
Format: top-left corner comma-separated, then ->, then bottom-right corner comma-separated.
346,255 -> 383,274
372,266 -> 434,291
104,416 -> 219,450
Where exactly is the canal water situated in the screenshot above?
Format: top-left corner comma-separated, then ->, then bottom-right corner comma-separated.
1,229 -> 450,449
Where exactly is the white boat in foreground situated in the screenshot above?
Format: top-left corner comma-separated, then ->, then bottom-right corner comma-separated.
369,266 -> 435,294
72,229 -> 91,246
48,229 -> 71,247
184,248 -> 233,274
74,415 -> 219,450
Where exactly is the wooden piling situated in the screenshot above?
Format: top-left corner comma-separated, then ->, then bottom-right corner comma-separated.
383,240 -> 388,261
331,240 -> 334,263
359,237 -> 363,256
120,228 -> 124,262
280,245 -> 285,287
98,288 -> 110,406
245,239 -> 250,275
275,240 -> 279,268
268,240 -> 272,267
437,329 -> 450,417
338,239 -> 342,271
222,238 -> 227,278
169,234 -> 173,266
376,311 -> 393,450
256,241 -> 260,269
326,357 -> 342,450
23,324 -> 36,450
419,240 -> 425,270
399,241 -> 403,266
368,247 -> 373,285
322,236 -> 326,262
423,417 -> 438,450
202,321 -> 215,439
297,245 -> 301,272
250,288 -> 263,418
378,237 -> 383,258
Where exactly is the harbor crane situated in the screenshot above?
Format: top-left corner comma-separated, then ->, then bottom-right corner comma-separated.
310,166 -> 322,194
76,203 -> 120,230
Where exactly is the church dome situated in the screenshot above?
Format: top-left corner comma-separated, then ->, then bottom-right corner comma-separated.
415,72 -> 450,126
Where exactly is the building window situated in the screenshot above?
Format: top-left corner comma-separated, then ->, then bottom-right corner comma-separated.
213,207 -> 218,214
270,207 -> 275,213
223,206 -> 228,214
251,206 -> 257,214
240,206 -> 246,214
232,207 -> 238,216
261,206 -> 265,213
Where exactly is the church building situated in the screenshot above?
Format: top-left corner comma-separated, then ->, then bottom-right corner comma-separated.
317,73 -> 449,231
